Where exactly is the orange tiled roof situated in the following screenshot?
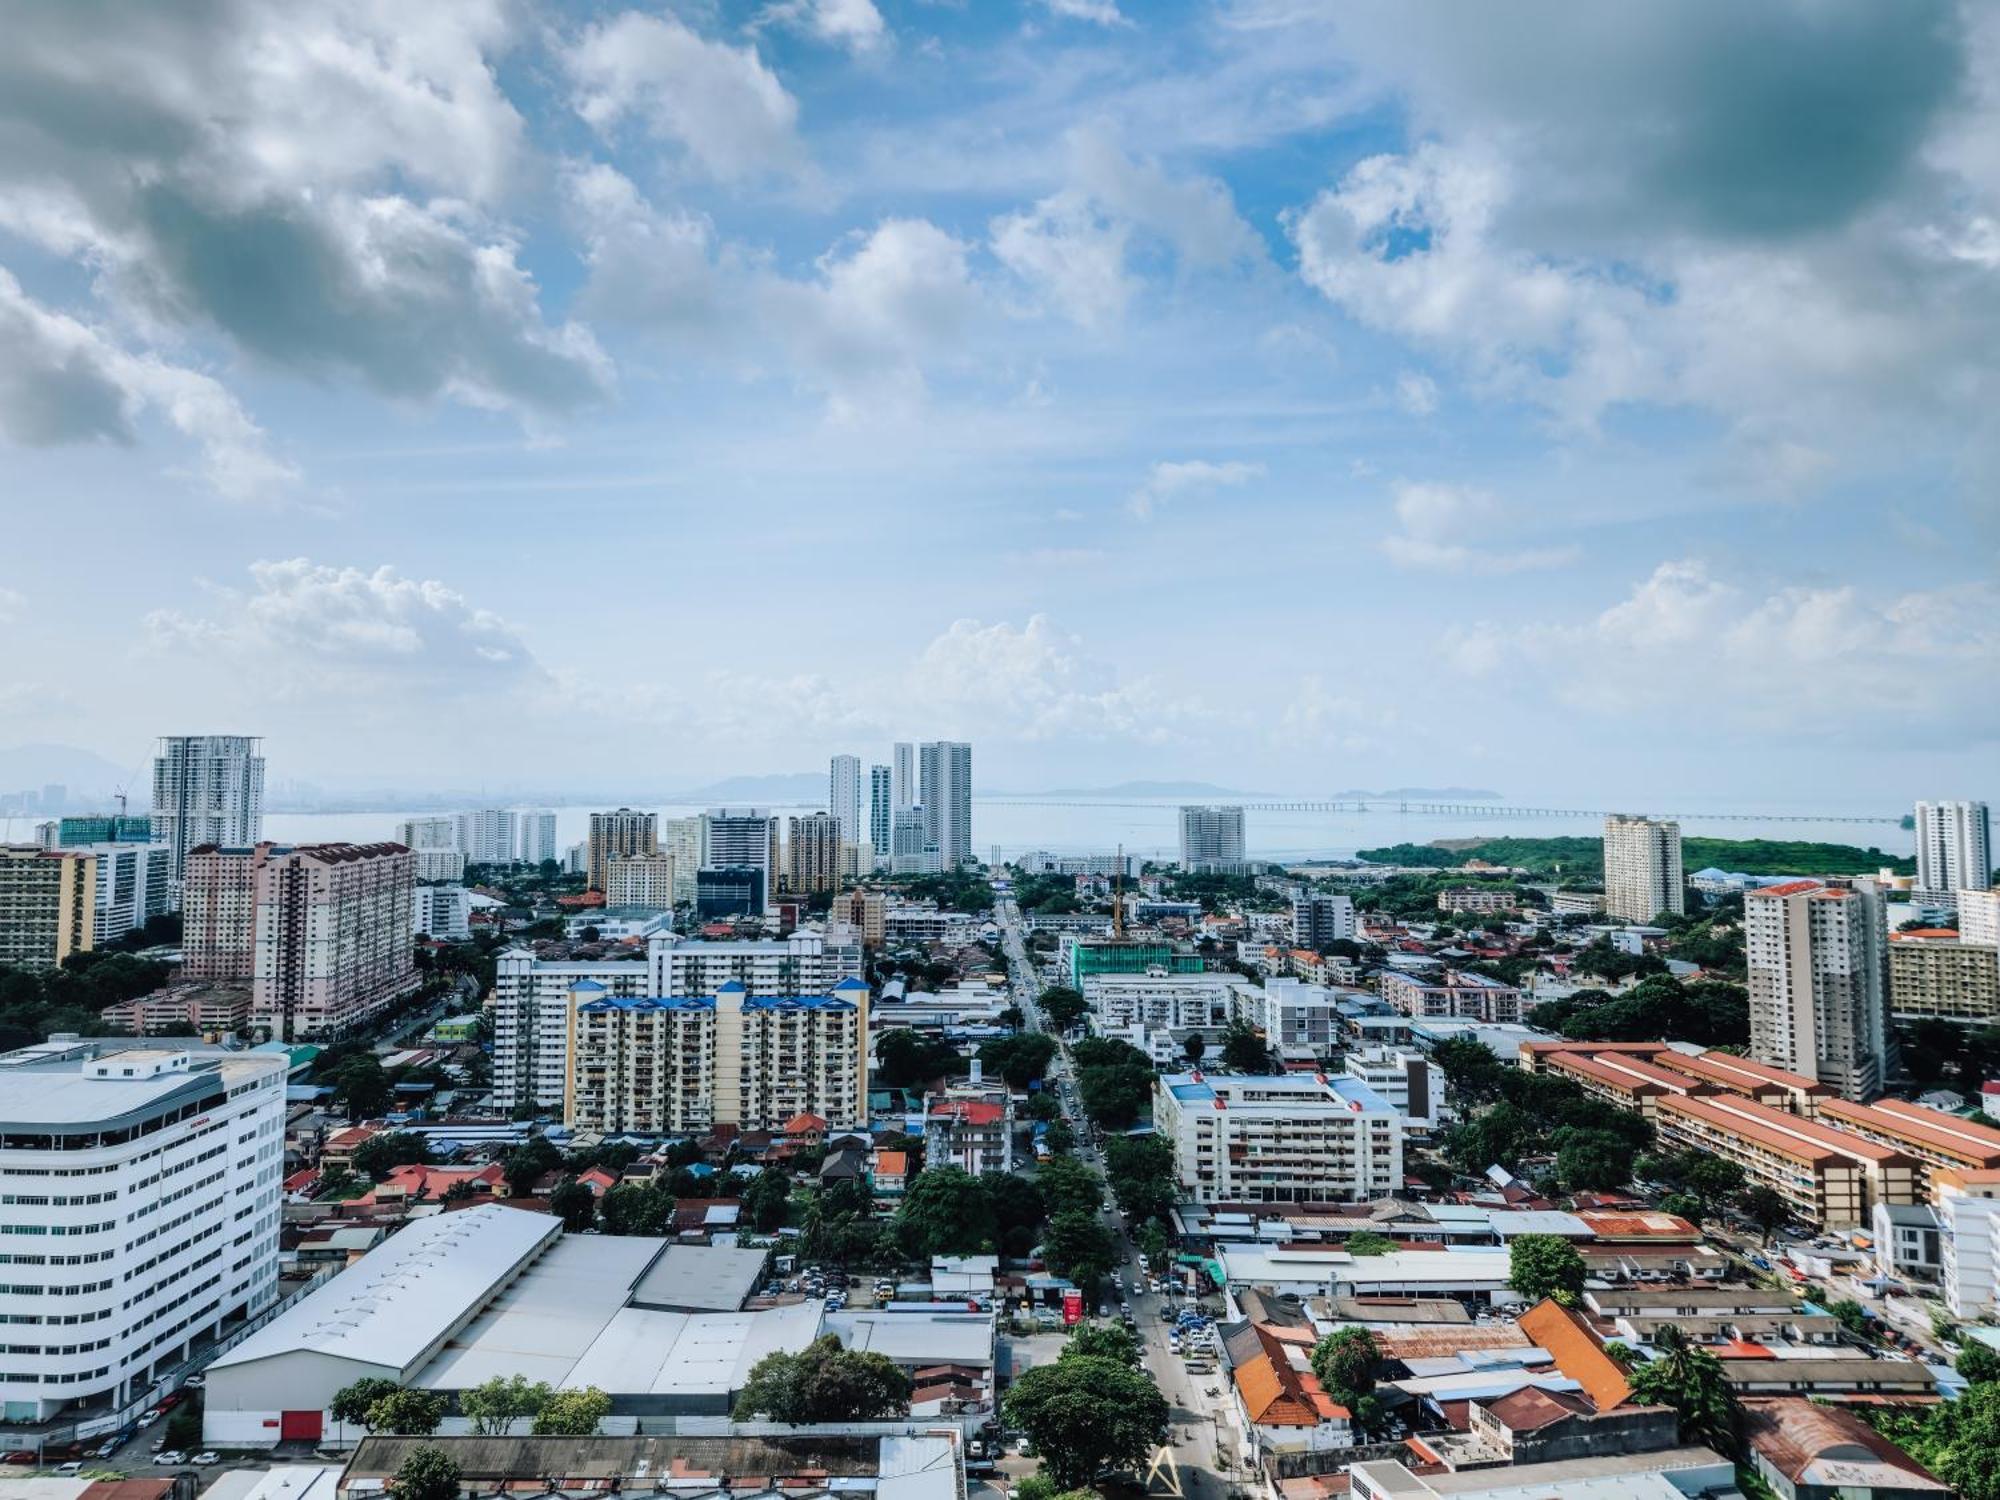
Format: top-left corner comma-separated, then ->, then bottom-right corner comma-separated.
874,1150 -> 909,1176
1516,1298 -> 1630,1411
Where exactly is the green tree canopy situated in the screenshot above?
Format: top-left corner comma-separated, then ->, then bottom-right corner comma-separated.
733,1335 -> 912,1422
1508,1234 -> 1586,1307
548,1177 -> 597,1232
1219,1020 -> 1274,1073
1555,1129 -> 1632,1192
1077,1064 -> 1155,1130
874,1029 -> 962,1091
979,1032 -> 1057,1088
1309,1327 -> 1380,1408
1628,1326 -> 1739,1458
1736,1185 -> 1790,1240
351,1131 -> 433,1179
742,1168 -> 793,1232
1958,1341 -> 2000,1385
390,1445 -> 463,1500
1002,1355 -> 1169,1489
1064,1323 -> 1141,1365
1344,1230 -> 1395,1257
459,1374 -> 553,1436
1038,987 -> 1088,1030
1035,1155 -> 1103,1219
898,1166 -> 997,1257
600,1182 -> 676,1236
1041,1209 -> 1118,1287
366,1388 -> 447,1436
330,1377 -> 402,1432
532,1386 -> 613,1436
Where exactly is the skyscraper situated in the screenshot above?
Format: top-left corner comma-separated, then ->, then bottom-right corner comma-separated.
1746,877 -> 1892,1102
829,754 -> 864,847
1602,814 -> 1686,923
786,812 -> 842,894
891,805 -> 934,874
919,740 -> 972,869
868,764 -> 892,869
1914,800 -> 1992,904
663,817 -> 702,904
151,734 -> 265,898
0,846 -> 96,967
395,816 -> 464,882
588,808 -> 658,893
1179,805 -> 1246,872
521,810 -> 559,867
701,808 -> 778,907
892,742 -> 916,810
457,808 -> 517,866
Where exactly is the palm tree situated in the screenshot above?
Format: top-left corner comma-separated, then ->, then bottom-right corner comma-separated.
1628,1326 -> 1739,1458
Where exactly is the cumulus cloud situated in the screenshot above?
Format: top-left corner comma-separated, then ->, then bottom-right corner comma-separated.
1065,127 -> 1264,269
1037,0 -> 1131,26
761,0 -> 890,54
1380,480 -> 1577,574
1126,459 -> 1263,519
1445,560 -> 2000,745
564,162 -> 732,342
992,193 -> 1132,328
566,11 -> 805,181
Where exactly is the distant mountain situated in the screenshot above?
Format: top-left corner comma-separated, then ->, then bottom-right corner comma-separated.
672,772 -> 827,804
999,780 -> 1273,798
0,742 -> 146,801
1331,786 -> 1504,801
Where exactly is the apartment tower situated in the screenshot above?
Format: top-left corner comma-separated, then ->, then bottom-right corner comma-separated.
829,754 -> 864,849
1179,805 -> 1247,872
587,807 -> 658,894
151,735 -> 264,900
1603,814 -> 1686,923
919,740 -> 973,870
868,764 -> 893,871
1747,877 -> 1892,1102
1914,800 -> 1992,906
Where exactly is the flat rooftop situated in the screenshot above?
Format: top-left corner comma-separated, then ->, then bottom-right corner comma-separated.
629,1244 -> 769,1312
0,1038 -> 281,1130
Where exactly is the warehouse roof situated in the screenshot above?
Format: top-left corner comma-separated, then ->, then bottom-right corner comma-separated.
629,1244 -> 768,1312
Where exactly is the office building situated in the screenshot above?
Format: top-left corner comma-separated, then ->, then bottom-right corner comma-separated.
785,812 -> 842,895
605,853 -> 678,909
1179,805 -> 1247,872
701,809 -> 777,892
1889,929 -> 1999,1022
892,741 -> 915,809
1746,878 -> 1892,1102
567,979 -> 869,1133
589,808 -> 658,894
828,755 -> 864,850
1154,1071 -> 1404,1204
150,735 -> 264,897
696,867 -> 765,918
521,810 -> 559,867
1292,892 -> 1356,948
0,845 -> 96,966
867,765 -> 892,870
413,884 -> 473,942
1603,814 -> 1685,923
457,808 -> 517,866
1914,799 -> 1992,904
395,816 -> 465,883
0,1037 -> 285,1425
918,741 -> 972,870
889,806 -> 934,875
59,839 -> 171,946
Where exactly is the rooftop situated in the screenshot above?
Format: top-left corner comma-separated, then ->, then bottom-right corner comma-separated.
0,1038 -> 283,1131
1740,1397 -> 1949,1491
629,1244 -> 769,1313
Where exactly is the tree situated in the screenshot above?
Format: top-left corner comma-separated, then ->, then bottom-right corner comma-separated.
1035,1155 -> 1102,1219
600,1183 -> 675,1236
548,1177 -> 597,1232
1219,1020 -> 1273,1073
1508,1234 -> 1586,1307
532,1386 -> 612,1435
1736,1185 -> 1790,1242
1065,1323 -> 1141,1366
1555,1130 -> 1631,1192
898,1166 -> 997,1257
1041,1209 -> 1117,1287
979,1033 -> 1057,1089
1136,1220 -> 1169,1269
1182,1033 -> 1207,1064
1958,1341 -> 2000,1385
984,1170 -> 1048,1256
743,1168 -> 793,1232
1043,1118 -> 1076,1155
352,1131 -> 433,1180
733,1335 -> 912,1422
1829,1299 -> 1873,1339
1344,1230 -> 1395,1257
366,1388 -> 447,1436
875,1029 -> 961,1091
1309,1327 -> 1379,1407
1038,987 -> 1087,1031
1933,1380 -> 2000,1500
1077,1064 -> 1155,1130
1628,1326 -> 1739,1458
502,1137 -> 562,1195
390,1446 -> 462,1500
459,1374 -> 553,1435
1430,1035 -> 1505,1105
330,1377 -> 403,1434
330,1055 -> 391,1120
1002,1356 -> 1169,1489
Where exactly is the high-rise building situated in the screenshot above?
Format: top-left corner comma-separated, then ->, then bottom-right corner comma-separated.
0,1038 -> 285,1422
1747,878 -> 1892,1102
919,741 -> 972,870
58,840 -> 171,946
891,804 -> 935,875
0,845 -> 96,966
786,811 -> 843,894
395,816 -> 466,883
1603,814 -> 1686,923
151,735 -> 265,898
1889,929 -> 1999,1023
55,815 -> 152,845
588,807 -> 658,893
521,810 -> 559,867
181,843 -> 262,979
1154,1071 -> 1404,1203
1962,889 -> 2000,949
1179,804 -> 1246,872
412,884 -> 473,942
701,808 -> 778,905
1292,891 -> 1357,949
1915,800 -> 1992,905
663,817 -> 702,904
868,765 -> 892,869
892,742 -> 916,810
457,808 -> 517,866
604,852 -> 677,909
829,754 -> 864,849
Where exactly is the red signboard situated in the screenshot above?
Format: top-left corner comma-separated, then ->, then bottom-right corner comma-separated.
1061,1290 -> 1084,1326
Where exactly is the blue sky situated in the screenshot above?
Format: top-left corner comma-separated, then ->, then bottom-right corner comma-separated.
0,0 -> 1995,806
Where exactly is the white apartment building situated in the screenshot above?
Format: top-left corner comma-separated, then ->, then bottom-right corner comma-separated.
1379,969 -> 1523,1025
492,931 -> 864,1111
604,853 -> 677,909
924,1088 -> 1013,1175
919,742 -> 973,870
1603,814 -> 1685,923
395,817 -> 465,883
1914,799 -> 1991,904
1083,971 -> 1233,1031
1291,892 -> 1356,947
0,1038 -> 285,1428
457,809 -> 517,866
1962,888 -> 2000,948
520,811 -> 559,868
1938,1169 -> 2000,1320
150,735 -> 264,900
890,806 -> 936,875
1016,851 -> 1141,878
700,808 -> 778,906
412,884 -> 472,942
1154,1072 -> 1404,1204
882,904 -> 976,946
1344,1047 -> 1444,1131
1746,878 -> 1892,1103
1179,805 -> 1247,872
829,756 -> 865,850
59,841 -> 170,946
892,742 -> 916,811
1228,978 -> 1350,1052
663,818 -> 702,905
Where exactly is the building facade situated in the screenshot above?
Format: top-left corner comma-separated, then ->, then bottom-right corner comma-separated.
867,766 -> 893,869
150,735 -> 264,900
395,817 -> 465,883
1179,805 -> 1247,872
1154,1072 -> 1404,1204
1914,799 -> 1991,905
520,811 -> 559,867
0,846 -> 96,967
1379,968 -> 1523,1024
412,884 -> 473,942
60,841 -> 171,946
250,843 -> 420,1040
1602,814 -> 1685,923
829,755 -> 864,851
1292,892 -> 1356,948
1083,972 -> 1233,1031
604,853 -> 678,910
918,742 -> 972,870
924,1088 -> 1013,1174
663,818 -> 702,905
785,812 -> 842,894
1889,930 -> 2000,1022
1228,978 -> 1348,1052
700,809 -> 777,900
588,809 -> 659,895
892,742 -> 915,811
1746,878 -> 1892,1102
457,809 -> 517,866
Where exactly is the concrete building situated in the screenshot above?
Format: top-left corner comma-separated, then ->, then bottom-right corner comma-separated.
1229,978 -> 1349,1052
890,805 -> 935,875
588,808 -> 658,895
1746,878 -> 1892,1102
1652,1093 -> 1918,1229
604,853 -> 677,910
1914,798 -> 1991,905
662,818 -> 702,905
1292,892 -> 1357,948
1603,814 -> 1685,923
1084,971 -> 1233,1031
1154,1071 -> 1404,1204
100,982 -> 252,1035
1015,850 -> 1141,877
150,735 -> 264,899
1936,1166 -> 2000,1319
924,1088 -> 1013,1174
784,812 -> 842,894
1345,1047 -> 1444,1130
565,979 -> 870,1132
892,741 -> 915,811
701,809 -> 778,903
0,845 -> 96,966
412,884 -> 472,942
394,817 -> 464,883
1436,887 -> 1519,916
1889,928 -> 1999,1021
1961,886 -> 2000,947
867,765 -> 893,869
0,1038 -> 285,1429
836,888 -> 886,945
456,809 -> 516,867
1739,1397 -> 1950,1500
1180,805 -> 1247,873
829,755 -> 864,851
1380,969 -> 1523,1024
520,811 -> 559,867
50,841 -> 170,946
1814,1096 -> 2000,1183
918,742 -> 972,870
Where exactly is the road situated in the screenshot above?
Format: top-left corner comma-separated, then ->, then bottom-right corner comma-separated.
995,896 -> 1237,1500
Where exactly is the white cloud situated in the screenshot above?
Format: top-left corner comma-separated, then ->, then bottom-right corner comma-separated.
1379,480 -> 1577,574
1126,458 -> 1263,519
566,11 -> 804,181
992,193 -> 1133,328
1066,127 -> 1264,269
763,0 -> 890,54
564,162 -> 731,341
1037,0 -> 1131,26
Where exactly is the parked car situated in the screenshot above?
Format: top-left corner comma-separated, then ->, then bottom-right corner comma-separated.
150,1439 -> 168,1454
192,1453 -> 220,1467
181,1375 -> 205,1390
153,1452 -> 186,1467
3,1451 -> 36,1465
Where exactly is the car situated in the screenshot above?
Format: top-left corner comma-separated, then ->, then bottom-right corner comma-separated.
154,1453 -> 186,1467
94,1443 -> 119,1460
151,1439 -> 168,1454
3,1451 -> 36,1465
181,1375 -> 205,1389
56,1462 -> 85,1476
192,1453 -> 220,1467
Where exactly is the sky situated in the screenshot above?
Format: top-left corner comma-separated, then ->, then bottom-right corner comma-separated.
0,0 -> 1996,806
